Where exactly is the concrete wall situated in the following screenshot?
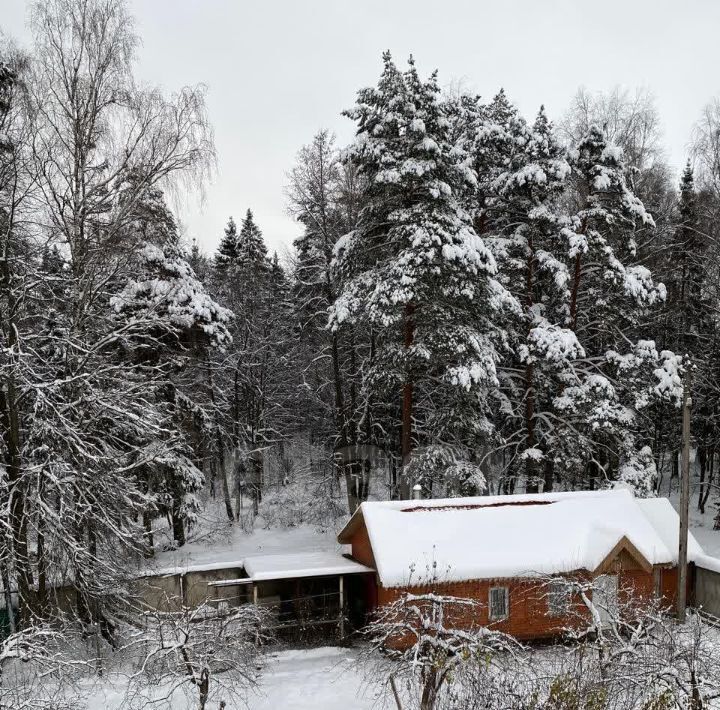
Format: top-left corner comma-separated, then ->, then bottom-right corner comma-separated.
136,566 -> 247,611
695,564 -> 720,617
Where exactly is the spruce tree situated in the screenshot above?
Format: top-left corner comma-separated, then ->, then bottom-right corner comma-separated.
216,216 -> 239,268
112,185 -> 231,548
238,208 -> 268,273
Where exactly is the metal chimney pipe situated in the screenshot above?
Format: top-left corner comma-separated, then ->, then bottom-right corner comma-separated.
412,484 -> 422,501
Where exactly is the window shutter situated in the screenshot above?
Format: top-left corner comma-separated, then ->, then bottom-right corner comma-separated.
489,586 -> 508,620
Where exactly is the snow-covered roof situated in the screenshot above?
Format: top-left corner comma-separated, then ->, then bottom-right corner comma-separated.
338,489 -> 704,588
243,551 -> 374,581
204,551 -> 374,587
635,497 -> 704,562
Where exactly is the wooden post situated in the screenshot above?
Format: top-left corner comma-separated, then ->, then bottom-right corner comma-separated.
252,583 -> 258,606
677,365 -> 692,623
653,568 -> 661,601
338,575 -> 345,640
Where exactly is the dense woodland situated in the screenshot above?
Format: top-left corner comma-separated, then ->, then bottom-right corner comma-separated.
1,0 -> 720,651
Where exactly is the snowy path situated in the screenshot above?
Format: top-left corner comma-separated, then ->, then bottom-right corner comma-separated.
254,646 -> 382,709
82,646 -> 381,709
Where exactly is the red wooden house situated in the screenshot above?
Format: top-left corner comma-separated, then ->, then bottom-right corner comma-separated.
337,489 -> 704,640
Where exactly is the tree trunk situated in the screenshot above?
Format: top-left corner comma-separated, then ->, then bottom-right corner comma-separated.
198,668 -> 209,710
219,446 -> 234,522
331,333 -> 347,446
206,353 -> 234,522
142,511 -> 154,557
36,480 -> 48,616
420,672 -> 438,710
524,234 -> 538,493
250,449 -> 262,517
669,450 -> 679,497
568,219 -> 587,332
701,448 -> 714,514
543,457 -> 555,493
400,303 -> 415,498
171,506 -> 186,547
698,446 -> 707,512
0,375 -> 32,624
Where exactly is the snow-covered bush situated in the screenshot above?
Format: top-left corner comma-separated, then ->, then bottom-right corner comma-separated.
125,603 -> 269,710
405,445 -> 486,499
362,592 -> 525,710
260,473 -> 346,532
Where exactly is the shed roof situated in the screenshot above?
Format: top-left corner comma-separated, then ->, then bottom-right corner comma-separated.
207,551 -> 374,587
244,551 -> 374,581
337,489 -> 704,588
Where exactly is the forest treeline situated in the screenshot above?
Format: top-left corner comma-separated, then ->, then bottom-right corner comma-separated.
1,0 -> 720,629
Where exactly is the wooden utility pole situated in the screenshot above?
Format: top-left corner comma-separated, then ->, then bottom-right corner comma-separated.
677,364 -> 692,623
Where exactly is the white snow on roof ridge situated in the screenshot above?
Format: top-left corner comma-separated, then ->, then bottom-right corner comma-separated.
359,487 -> 630,513
358,489 -> 704,588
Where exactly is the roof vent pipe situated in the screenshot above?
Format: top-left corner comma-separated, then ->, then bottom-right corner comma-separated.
412,484 -> 422,501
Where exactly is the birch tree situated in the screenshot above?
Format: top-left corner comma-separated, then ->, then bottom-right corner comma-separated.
0,0 -> 215,626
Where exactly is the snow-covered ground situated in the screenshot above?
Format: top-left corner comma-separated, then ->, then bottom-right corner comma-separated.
136,494 -> 346,577
82,646 -> 382,709
666,465 -> 720,558
255,647 -> 381,709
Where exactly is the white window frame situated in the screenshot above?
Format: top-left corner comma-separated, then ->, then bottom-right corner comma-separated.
547,580 -> 570,616
488,586 -> 509,621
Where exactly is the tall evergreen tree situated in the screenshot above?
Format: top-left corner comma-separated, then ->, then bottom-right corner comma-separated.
216,216 -> 239,268
481,103 -> 575,493
237,209 -> 268,272
333,53 -> 518,496
551,126 -> 673,494
111,185 -> 232,549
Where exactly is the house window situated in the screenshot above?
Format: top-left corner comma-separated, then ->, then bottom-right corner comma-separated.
548,581 -> 570,616
489,586 -> 509,620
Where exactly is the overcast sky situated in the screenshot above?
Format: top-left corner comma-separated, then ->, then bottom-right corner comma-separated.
3,0 -> 719,255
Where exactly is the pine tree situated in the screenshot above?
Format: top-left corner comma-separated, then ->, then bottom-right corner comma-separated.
482,104 -> 574,493
552,126 -> 673,494
333,53 -> 518,496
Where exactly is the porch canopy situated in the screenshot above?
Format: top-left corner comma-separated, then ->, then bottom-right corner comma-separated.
208,550 -> 374,587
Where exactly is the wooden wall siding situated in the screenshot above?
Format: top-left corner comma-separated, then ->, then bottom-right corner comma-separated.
350,525 -> 376,569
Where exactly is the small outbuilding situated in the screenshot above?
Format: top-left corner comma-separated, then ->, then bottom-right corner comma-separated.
207,550 -> 374,640
338,489 -> 705,640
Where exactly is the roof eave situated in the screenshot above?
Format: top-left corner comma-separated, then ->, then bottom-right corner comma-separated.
337,505 -> 365,544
